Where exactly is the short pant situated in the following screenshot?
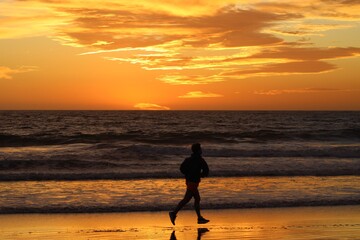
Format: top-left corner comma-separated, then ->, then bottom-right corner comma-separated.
186,181 -> 199,193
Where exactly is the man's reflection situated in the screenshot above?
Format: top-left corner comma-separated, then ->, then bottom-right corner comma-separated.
170,228 -> 209,240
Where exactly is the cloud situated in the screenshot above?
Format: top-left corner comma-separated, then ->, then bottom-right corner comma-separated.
178,91 -> 223,98
242,60 -> 335,73
0,1 -> 71,39
256,1 -> 360,20
106,46 -> 360,72
222,61 -> 337,79
321,0 -> 360,5
106,45 -> 360,84
56,5 -> 291,50
254,88 -> 357,95
250,47 -> 360,61
0,66 -> 38,79
269,22 -> 355,36
172,60 -> 338,82
158,74 -> 225,85
134,103 -> 170,110
2,0 -> 360,85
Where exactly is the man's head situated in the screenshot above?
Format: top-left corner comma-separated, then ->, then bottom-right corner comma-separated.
191,143 -> 202,154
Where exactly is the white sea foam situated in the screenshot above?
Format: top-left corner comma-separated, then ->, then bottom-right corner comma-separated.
0,176 -> 359,213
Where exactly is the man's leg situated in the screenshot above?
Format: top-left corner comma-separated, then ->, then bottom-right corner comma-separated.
173,189 -> 193,214
169,189 -> 193,225
194,189 -> 209,224
193,189 -> 201,218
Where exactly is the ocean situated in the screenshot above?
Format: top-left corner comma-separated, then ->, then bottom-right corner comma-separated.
0,110 -> 359,213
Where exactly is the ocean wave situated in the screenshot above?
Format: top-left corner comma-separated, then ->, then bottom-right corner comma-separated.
0,142 -> 360,158
1,199 -> 359,214
112,143 -> 360,158
1,142 -> 360,181
0,166 -> 359,181
1,127 -> 360,147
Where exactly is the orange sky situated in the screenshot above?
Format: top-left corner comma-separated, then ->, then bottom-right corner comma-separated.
0,0 -> 359,110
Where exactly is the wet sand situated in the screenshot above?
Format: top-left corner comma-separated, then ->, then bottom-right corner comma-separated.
0,206 -> 359,239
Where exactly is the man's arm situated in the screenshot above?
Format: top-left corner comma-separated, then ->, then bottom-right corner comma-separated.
200,158 -> 209,177
180,158 -> 189,175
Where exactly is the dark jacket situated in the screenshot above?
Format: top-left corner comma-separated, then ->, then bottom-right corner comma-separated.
180,153 -> 209,183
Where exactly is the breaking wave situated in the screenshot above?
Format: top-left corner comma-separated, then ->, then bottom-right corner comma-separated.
1,198 -> 360,214
1,127 -> 360,147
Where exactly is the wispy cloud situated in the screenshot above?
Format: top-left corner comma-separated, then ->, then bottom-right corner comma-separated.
0,66 -> 38,79
134,103 -> 170,110
249,47 -> 360,61
178,91 -> 223,98
223,60 -> 337,79
269,22 -> 355,36
254,88 -> 357,95
159,74 -> 224,85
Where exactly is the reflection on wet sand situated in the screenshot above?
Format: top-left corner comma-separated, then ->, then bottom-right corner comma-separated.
0,207 -> 359,239
170,228 -> 209,240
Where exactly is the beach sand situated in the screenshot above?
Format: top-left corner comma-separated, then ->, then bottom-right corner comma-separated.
0,206 -> 359,239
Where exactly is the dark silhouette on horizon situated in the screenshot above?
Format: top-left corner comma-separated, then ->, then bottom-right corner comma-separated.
169,143 -> 210,225
170,228 -> 209,240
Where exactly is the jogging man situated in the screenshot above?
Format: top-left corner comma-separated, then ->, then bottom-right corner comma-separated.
169,143 -> 210,225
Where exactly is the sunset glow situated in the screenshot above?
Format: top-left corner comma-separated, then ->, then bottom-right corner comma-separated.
1,0 -> 359,110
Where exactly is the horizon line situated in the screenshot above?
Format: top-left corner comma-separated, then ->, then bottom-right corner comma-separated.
1,109 -> 359,112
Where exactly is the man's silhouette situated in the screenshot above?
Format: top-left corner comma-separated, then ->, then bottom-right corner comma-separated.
169,143 -> 209,225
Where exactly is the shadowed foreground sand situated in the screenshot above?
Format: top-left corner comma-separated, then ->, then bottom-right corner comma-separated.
0,206 -> 359,239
